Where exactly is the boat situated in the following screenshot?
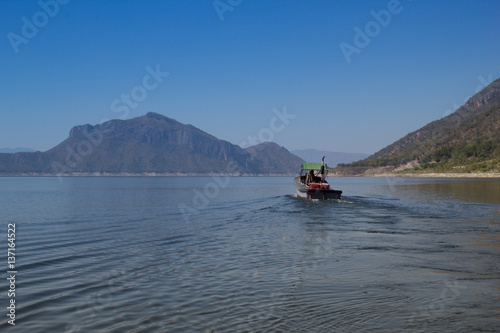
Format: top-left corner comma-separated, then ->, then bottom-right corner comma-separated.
294,157 -> 342,200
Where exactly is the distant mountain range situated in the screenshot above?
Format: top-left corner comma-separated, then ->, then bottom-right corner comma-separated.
335,77 -> 500,175
7,75 -> 495,178
0,112 -> 303,176
292,149 -> 368,167
0,147 -> 35,153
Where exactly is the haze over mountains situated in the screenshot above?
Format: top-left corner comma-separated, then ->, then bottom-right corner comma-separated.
292,149 -> 368,167
0,112 -> 303,176
335,77 -> 500,175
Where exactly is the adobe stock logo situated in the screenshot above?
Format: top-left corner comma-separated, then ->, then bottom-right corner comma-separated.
7,0 -> 70,54
213,0 -> 243,21
340,0 -> 403,64
110,65 -> 169,120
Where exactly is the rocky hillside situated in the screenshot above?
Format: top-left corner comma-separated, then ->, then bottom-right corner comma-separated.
335,77 -> 500,174
413,103 -> 499,173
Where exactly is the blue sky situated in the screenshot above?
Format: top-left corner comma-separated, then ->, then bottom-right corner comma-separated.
1,0 -> 499,154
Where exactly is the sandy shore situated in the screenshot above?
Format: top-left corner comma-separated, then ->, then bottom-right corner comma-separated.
367,172 -> 500,178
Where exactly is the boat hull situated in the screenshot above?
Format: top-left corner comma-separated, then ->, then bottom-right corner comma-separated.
294,176 -> 342,200
296,188 -> 342,200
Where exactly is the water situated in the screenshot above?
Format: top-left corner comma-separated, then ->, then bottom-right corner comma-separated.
1,176 -> 499,332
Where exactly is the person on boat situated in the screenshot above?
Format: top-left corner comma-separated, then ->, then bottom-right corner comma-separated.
306,170 -> 314,185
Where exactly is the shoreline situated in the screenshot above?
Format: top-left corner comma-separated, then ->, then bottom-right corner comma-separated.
1,172 -> 499,178
0,172 -> 296,177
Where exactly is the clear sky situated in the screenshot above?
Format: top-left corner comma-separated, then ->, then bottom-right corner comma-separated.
1,0 -> 499,154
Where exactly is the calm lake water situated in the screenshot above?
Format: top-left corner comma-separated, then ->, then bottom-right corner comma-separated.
1,176 -> 499,332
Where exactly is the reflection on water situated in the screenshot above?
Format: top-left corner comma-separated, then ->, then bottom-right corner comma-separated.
381,177 -> 500,205
0,176 -> 499,332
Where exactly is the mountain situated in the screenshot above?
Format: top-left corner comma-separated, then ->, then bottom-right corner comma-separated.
0,147 -> 36,153
246,142 -> 304,174
292,149 -> 368,167
0,112 -> 301,176
335,77 -> 500,175
412,104 -> 499,173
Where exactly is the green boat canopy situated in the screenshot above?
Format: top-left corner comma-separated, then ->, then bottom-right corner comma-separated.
301,162 -> 327,170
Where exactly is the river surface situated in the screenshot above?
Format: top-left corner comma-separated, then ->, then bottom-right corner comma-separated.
1,176 -> 499,332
